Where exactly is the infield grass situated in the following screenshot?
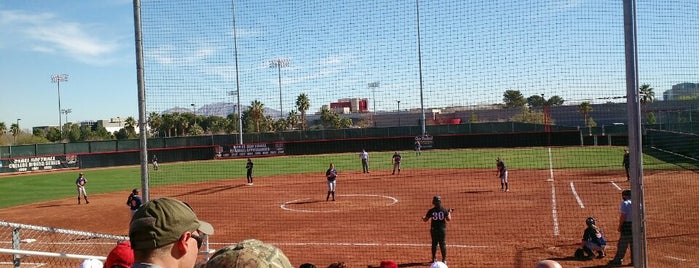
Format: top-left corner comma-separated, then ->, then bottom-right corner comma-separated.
0,146 -> 671,208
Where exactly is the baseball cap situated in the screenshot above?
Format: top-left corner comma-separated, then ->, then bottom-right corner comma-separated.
430,261 -> 448,268
79,258 -> 103,268
129,197 -> 214,250
104,241 -> 134,268
380,260 -> 398,268
205,239 -> 292,268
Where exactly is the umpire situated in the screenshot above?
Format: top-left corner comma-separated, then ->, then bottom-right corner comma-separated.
422,196 -> 452,264
608,189 -> 632,266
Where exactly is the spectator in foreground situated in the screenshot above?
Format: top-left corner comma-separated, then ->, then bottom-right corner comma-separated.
104,240 -> 134,268
327,262 -> 346,268
78,258 -> 102,268
205,239 -> 292,268
380,260 -> 398,268
534,260 -> 562,268
129,197 -> 214,268
430,261 -> 448,268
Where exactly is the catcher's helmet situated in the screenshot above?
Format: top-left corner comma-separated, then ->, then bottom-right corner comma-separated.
432,196 -> 442,205
622,189 -> 631,197
132,188 -> 139,194
586,217 -> 596,226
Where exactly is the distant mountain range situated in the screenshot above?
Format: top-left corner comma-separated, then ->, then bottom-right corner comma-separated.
163,102 -> 281,118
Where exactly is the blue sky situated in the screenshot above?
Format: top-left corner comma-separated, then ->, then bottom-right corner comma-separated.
2,0 -> 698,129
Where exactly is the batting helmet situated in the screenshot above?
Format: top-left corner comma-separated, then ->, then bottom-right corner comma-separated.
585,217 -> 596,226
432,196 -> 442,205
622,189 -> 631,197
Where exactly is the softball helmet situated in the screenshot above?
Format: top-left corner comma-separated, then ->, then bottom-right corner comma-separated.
585,217 -> 596,226
432,196 -> 442,205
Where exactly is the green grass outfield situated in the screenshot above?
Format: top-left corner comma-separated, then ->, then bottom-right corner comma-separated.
0,146 -> 672,209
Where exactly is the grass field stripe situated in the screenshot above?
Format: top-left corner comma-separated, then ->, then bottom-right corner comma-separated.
569,181 -> 585,208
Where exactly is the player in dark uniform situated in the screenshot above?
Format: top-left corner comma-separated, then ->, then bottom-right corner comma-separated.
152,154 -> 159,171
422,196 -> 452,264
496,157 -> 509,192
326,163 -> 338,201
246,158 -> 254,185
622,149 -> 630,181
391,151 -> 402,175
126,188 -> 143,216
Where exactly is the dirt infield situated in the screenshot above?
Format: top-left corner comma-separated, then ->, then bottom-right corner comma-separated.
1,168 -> 697,267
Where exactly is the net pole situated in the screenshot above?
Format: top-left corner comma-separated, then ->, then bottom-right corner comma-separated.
133,0 -> 150,202
623,0 -> 648,267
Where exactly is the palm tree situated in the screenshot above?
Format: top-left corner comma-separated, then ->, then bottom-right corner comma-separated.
287,110 -> 300,130
503,90 -> 526,109
161,113 -> 175,137
124,116 -> 138,138
578,101 -> 593,126
296,93 -> 310,130
249,100 -> 265,132
639,84 -> 655,123
10,123 -> 20,143
639,84 -> 655,105
0,122 -> 7,137
147,112 -> 163,137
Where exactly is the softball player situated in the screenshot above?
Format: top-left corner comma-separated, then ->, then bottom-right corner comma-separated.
496,157 -> 509,192
75,172 -> 89,204
391,151 -> 402,175
422,196 -> 452,264
325,163 -> 337,201
246,158 -> 254,185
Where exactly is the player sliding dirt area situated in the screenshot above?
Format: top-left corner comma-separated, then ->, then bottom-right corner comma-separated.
0,168 -> 697,267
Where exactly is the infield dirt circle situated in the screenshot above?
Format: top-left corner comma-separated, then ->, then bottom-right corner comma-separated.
1,168 -> 697,267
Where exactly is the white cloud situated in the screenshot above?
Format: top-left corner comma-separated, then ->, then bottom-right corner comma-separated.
0,9 -> 123,65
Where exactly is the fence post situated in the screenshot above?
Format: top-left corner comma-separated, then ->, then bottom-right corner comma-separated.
12,228 -> 20,268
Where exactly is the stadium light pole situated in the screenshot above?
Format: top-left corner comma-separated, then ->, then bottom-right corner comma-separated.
61,109 -> 72,125
228,90 -> 242,144
269,58 -> 290,118
191,103 -> 197,125
231,0 -> 244,145
368,82 -> 379,127
14,118 -> 20,143
415,0 -> 426,137
397,100 -> 401,127
51,74 -> 68,138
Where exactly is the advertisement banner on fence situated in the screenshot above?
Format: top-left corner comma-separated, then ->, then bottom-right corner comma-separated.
0,155 -> 79,173
216,143 -> 285,158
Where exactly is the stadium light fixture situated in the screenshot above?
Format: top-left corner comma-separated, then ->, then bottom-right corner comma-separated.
61,109 -> 72,125
269,58 -> 290,118
51,74 -> 68,138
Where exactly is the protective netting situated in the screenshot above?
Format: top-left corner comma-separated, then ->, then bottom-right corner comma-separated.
134,0 -> 699,267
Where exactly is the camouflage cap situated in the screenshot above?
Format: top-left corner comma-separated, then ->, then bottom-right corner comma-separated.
205,239 -> 292,268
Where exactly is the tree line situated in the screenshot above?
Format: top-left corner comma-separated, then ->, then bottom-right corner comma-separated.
0,85 -> 657,145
